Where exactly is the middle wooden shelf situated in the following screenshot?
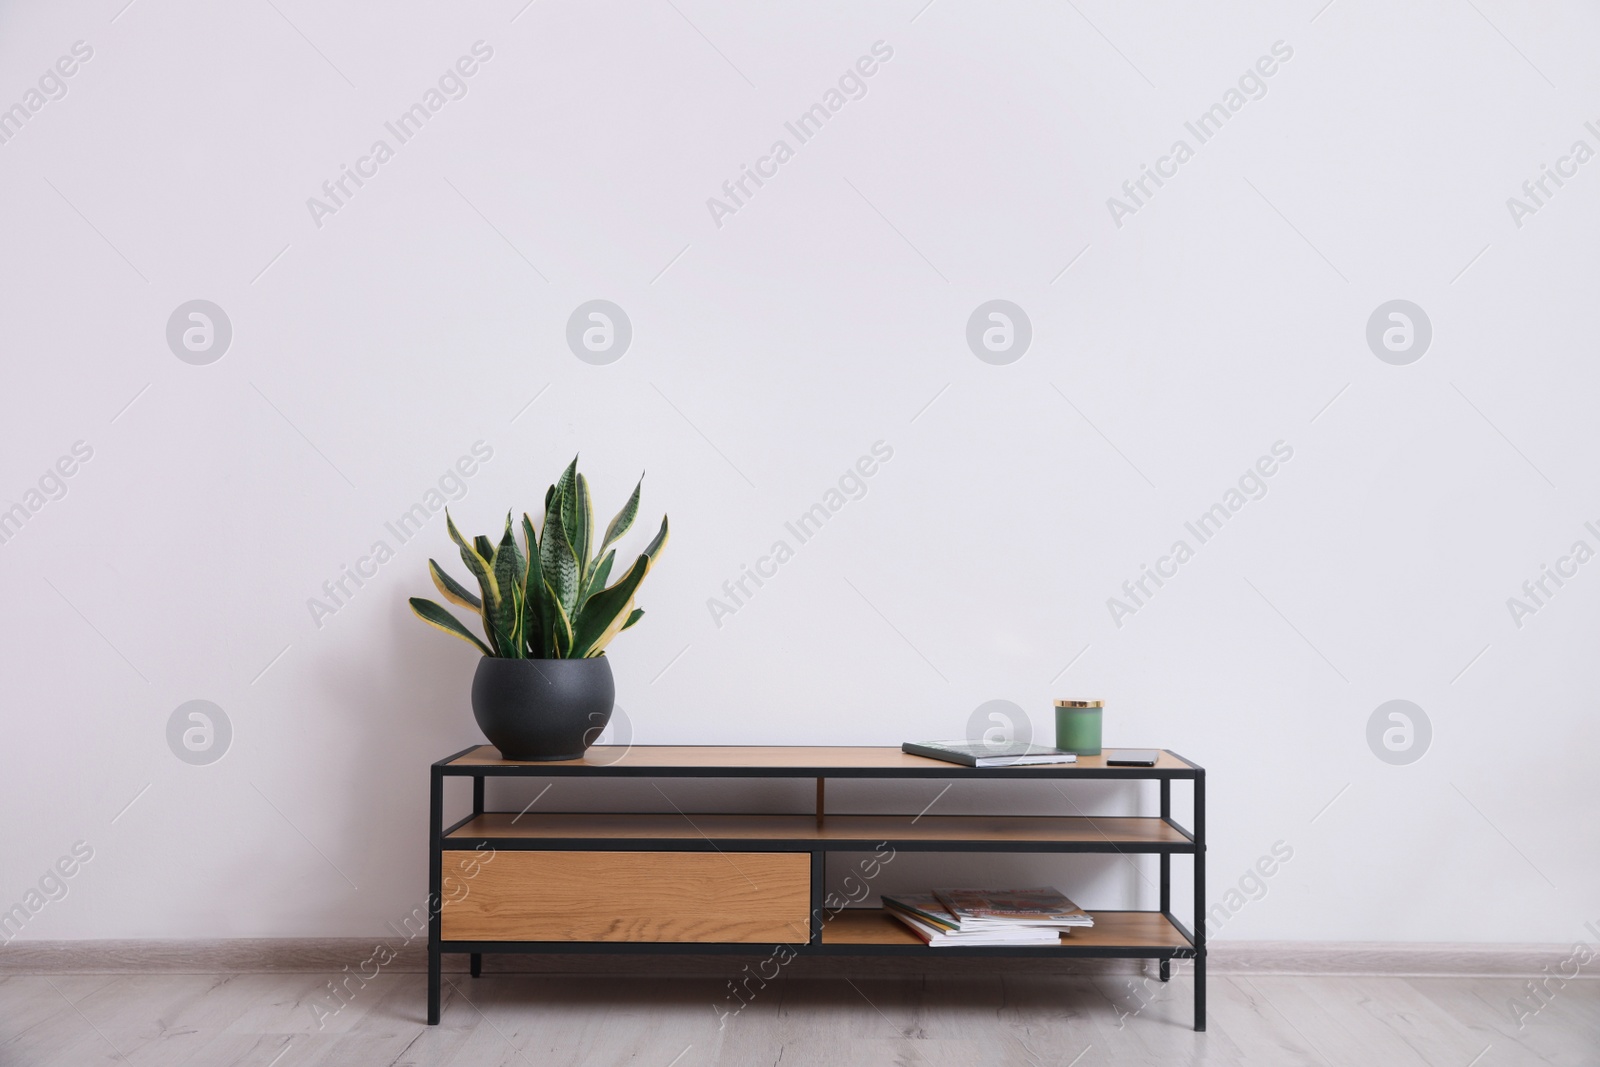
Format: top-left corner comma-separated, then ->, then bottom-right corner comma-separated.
445,812 -> 1195,852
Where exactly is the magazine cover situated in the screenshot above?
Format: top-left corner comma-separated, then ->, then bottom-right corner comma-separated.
933,887 -> 1091,924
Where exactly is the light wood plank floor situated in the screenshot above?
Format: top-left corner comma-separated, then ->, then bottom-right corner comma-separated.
0,969 -> 1594,1066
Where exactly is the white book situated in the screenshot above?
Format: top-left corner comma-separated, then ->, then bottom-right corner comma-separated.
886,907 -> 1062,947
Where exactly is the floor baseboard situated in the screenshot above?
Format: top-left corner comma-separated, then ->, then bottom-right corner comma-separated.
2,938 -> 1588,978
1208,940 -> 1585,977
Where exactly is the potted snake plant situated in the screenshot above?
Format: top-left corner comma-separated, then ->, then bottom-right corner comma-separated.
409,457 -> 667,760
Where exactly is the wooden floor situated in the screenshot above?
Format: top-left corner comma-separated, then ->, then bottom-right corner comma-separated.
1,968 -> 1595,1066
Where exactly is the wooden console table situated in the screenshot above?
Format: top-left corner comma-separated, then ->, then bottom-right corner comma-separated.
428,745 -> 1207,1030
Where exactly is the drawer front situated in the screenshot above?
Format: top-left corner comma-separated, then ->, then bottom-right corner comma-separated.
440,850 -> 811,943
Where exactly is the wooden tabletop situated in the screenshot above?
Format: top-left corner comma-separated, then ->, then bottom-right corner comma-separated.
443,745 -> 1199,776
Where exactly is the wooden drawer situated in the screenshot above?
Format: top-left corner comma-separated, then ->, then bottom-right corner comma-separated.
439,850 -> 811,943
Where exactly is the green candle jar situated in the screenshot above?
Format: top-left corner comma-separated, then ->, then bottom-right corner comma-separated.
1054,699 -> 1104,756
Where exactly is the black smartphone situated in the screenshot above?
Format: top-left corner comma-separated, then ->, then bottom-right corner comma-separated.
1105,749 -> 1159,766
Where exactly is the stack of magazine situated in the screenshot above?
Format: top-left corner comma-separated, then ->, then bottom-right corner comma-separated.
881,887 -> 1094,947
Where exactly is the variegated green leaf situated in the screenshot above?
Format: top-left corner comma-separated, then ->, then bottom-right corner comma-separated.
443,512 -> 502,652
546,582 -> 574,657
582,597 -> 634,657
599,477 -> 642,557
642,514 -> 669,565
507,581 -> 525,657
409,598 -> 492,656
521,513 -> 547,657
454,542 -> 500,655
455,541 -> 499,606
490,520 -> 526,658
557,457 -> 581,560
577,549 -> 614,615
540,509 -> 580,621
543,477 -> 564,547
571,553 -> 650,657
429,560 -> 481,612
588,605 -> 644,656
573,473 -> 594,582
445,509 -> 471,552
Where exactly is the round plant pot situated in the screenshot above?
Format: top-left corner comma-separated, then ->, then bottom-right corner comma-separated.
471,657 -> 614,761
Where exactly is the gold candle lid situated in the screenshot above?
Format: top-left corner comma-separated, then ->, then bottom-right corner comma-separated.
1054,699 -> 1104,708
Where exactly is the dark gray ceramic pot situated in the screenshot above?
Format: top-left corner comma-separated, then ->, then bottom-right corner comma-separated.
471,657 -> 614,761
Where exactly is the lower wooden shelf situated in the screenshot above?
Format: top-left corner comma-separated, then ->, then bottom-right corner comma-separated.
822,909 -> 1194,950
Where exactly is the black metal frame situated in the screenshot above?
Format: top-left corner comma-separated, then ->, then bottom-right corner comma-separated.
427,745 -> 1206,1030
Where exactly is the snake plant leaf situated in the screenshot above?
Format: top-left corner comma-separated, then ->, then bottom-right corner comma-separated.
620,607 -> 644,630
552,457 -> 577,522
572,473 -> 595,581
445,509 -> 471,551
474,534 -> 497,567
507,582 -> 525,657
540,506 -> 581,620
444,509 -> 491,596
642,514 -> 669,565
409,598 -> 492,656
557,459 -> 583,564
454,540 -> 501,655
543,477 -> 564,548
455,541 -> 499,607
546,582 -> 574,657
497,514 -> 527,589
571,553 -> 651,656
600,477 -> 642,556
582,597 -> 635,657
555,455 -> 579,500
500,511 -> 517,565
539,485 -> 568,652
429,560 -> 481,612
521,513 -> 547,656
577,549 -> 615,614
490,521 -> 527,658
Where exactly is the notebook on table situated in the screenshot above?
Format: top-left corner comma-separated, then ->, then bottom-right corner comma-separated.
901,740 -> 1078,768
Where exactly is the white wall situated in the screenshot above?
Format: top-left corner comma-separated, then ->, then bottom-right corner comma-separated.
2,0 -> 1597,945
